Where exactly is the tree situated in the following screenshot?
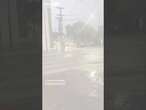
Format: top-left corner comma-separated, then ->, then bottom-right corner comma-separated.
66,21 -> 102,47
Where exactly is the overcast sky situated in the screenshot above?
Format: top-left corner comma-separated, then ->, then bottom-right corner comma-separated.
50,0 -> 103,32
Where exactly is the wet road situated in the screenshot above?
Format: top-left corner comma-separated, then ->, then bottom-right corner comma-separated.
43,48 -> 103,110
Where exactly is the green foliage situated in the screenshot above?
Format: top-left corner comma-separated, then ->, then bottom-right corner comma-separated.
66,21 -> 102,47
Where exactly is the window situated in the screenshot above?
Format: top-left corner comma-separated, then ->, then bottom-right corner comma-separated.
43,0 -> 103,110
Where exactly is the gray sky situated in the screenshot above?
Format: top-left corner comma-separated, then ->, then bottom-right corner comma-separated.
51,0 -> 103,32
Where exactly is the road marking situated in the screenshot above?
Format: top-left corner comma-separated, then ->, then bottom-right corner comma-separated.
44,80 -> 66,86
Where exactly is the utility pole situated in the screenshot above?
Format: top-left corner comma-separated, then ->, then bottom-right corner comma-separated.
56,7 -> 65,52
56,7 -> 64,34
